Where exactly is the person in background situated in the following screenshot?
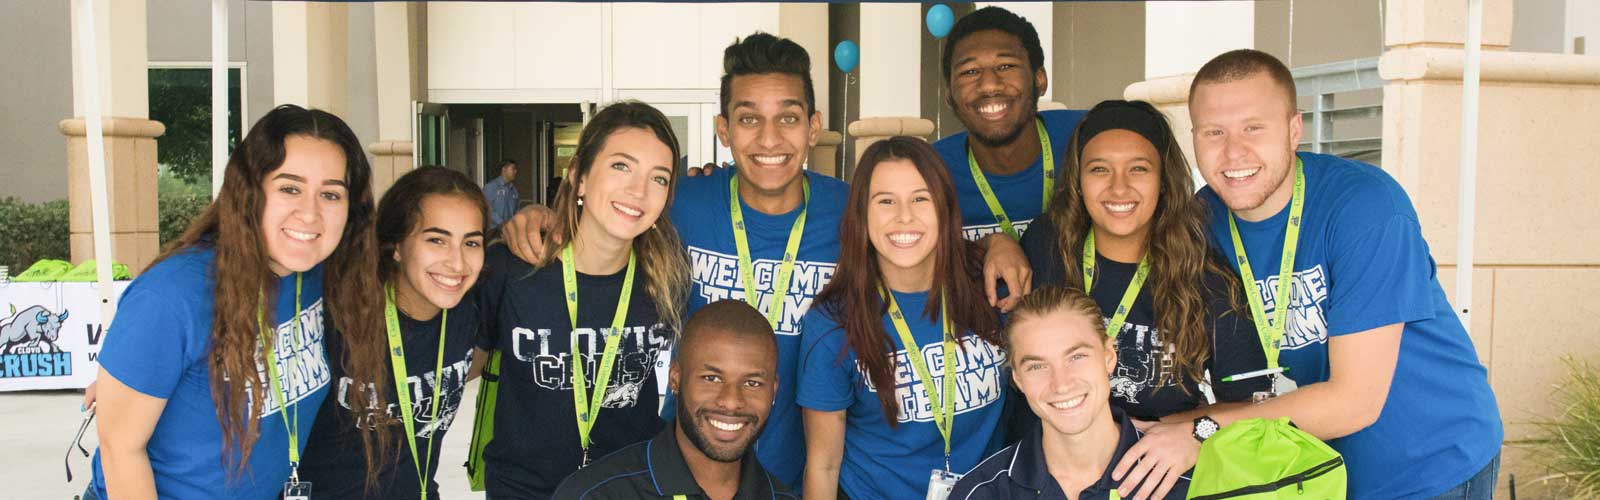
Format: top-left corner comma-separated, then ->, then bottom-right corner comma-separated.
798,137 -> 1006,500
87,105 -> 392,499
951,285 -> 1189,500
553,300 -> 798,500
298,166 -> 489,499
485,159 -> 520,229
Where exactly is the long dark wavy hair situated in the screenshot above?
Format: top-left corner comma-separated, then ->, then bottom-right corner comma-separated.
155,104 -> 391,480
1046,100 -> 1242,390
541,101 -> 689,330
813,136 -> 1001,426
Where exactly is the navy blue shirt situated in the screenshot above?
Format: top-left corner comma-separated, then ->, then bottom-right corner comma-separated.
933,109 -> 1088,241
552,427 -> 798,500
1200,152 -> 1502,499
475,245 -> 674,499
950,406 -> 1188,500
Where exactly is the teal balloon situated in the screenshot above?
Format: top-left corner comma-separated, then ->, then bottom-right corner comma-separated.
926,4 -> 954,38
834,40 -> 858,73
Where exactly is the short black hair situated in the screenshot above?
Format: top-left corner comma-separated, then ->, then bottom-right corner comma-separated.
719,32 -> 816,117
499,159 -> 517,169
942,6 -> 1045,84
678,299 -> 776,363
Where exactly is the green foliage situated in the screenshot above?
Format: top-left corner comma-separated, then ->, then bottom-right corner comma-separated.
0,170 -> 210,273
148,68 -> 241,186
157,167 -> 211,245
1531,356 -> 1600,497
0,197 -> 70,273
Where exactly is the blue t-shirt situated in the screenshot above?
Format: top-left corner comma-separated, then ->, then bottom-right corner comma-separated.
796,290 -> 1008,500
933,109 -> 1087,241
90,247 -> 331,500
1200,152 -> 1503,499
668,166 -> 849,487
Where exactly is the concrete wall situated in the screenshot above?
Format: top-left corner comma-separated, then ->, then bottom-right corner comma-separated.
1052,1 -> 1145,110
1144,1 -> 1254,79
0,0 -> 75,203
1512,0 -> 1566,53
1255,0 -> 1384,67
344,3 -> 378,161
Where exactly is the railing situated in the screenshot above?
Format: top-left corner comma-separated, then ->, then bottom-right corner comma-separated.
1292,57 -> 1382,161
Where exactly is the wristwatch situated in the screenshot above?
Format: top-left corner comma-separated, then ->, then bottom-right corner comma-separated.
1192,416 -> 1220,442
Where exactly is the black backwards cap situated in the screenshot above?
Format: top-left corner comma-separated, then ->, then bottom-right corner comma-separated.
1073,100 -> 1173,158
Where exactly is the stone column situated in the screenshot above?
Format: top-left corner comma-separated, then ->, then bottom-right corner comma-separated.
845,117 -> 935,180
273,2 -> 350,116
369,2 -> 424,195
810,130 -> 843,180
63,0 -> 162,274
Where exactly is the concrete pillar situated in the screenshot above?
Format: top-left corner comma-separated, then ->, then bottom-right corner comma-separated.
810,130 -> 843,180
63,0 -> 163,274
369,2 -> 423,195
1379,1 -> 1588,495
1054,2 -> 1145,110
857,3 -> 921,118
780,4 -> 830,125
844,117 -> 935,181
273,2 -> 350,116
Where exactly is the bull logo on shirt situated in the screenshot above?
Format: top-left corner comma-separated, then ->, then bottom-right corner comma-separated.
512,323 -> 674,409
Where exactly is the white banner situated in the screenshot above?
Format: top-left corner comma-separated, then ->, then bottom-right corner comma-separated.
0,281 -> 130,391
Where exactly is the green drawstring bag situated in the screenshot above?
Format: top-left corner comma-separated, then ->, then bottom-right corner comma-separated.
11,259 -> 73,282
59,260 -> 132,282
1187,417 -> 1346,499
464,350 -> 501,491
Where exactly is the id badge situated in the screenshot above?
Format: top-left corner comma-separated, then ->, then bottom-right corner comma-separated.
926,469 -> 962,500
283,481 -> 312,500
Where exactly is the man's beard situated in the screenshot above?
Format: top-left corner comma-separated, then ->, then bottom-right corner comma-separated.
966,91 -> 1039,149
677,399 -> 766,463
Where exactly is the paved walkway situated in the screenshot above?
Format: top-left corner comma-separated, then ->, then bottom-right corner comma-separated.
4,381 -> 485,499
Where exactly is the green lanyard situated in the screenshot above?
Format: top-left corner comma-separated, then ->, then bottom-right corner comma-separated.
257,273 -> 305,483
729,175 -> 810,329
383,283 -> 449,499
1227,158 -> 1306,370
883,289 -> 957,473
1082,231 -> 1150,340
965,118 -> 1054,240
561,244 -> 637,465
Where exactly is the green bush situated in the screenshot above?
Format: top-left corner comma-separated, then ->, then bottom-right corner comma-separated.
0,197 -> 70,273
1530,356 -> 1600,497
0,170 -> 210,273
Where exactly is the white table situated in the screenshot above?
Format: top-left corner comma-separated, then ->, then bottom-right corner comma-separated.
0,281 -> 129,391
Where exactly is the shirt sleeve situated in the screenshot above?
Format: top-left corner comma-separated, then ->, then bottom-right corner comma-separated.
97,287 -> 199,399
795,311 -> 857,412
1201,262 -> 1272,402
1325,213 -> 1438,337
472,244 -> 521,351
1019,216 -> 1066,289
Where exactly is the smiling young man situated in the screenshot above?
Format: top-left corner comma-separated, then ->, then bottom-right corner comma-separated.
1169,49 -> 1502,500
951,286 -> 1188,500
553,300 -> 798,500
934,6 -> 1086,243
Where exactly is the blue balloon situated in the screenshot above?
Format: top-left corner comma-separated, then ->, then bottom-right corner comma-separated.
926,4 -> 954,39
834,40 -> 859,73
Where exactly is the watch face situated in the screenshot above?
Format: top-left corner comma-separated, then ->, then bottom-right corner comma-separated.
1196,418 -> 1219,438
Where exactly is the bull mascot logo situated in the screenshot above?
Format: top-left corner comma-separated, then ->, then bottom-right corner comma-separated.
1,305 -> 69,355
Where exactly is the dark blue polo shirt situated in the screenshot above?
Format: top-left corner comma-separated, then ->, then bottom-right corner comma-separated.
949,406 -> 1189,500
551,427 -> 798,500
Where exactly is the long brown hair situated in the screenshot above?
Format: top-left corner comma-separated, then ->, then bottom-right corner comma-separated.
541,101 -> 689,330
813,136 -> 1001,425
156,105 -> 390,479
1046,100 -> 1242,390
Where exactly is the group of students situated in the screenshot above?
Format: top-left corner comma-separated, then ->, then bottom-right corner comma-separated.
81,6 -> 1503,500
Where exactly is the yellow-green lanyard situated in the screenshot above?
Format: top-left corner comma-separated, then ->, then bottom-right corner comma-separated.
1227,158 -> 1306,370
1082,231 -> 1150,340
561,244 -> 637,466
729,175 -> 809,329
966,118 -> 1053,240
257,273 -> 305,484
383,283 -> 449,499
883,289 -> 957,473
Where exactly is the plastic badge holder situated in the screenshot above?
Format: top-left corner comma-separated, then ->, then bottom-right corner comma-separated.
926,469 -> 962,500
283,481 -> 312,500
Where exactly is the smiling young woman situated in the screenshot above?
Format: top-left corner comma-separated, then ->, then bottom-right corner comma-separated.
797,137 -> 1006,500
